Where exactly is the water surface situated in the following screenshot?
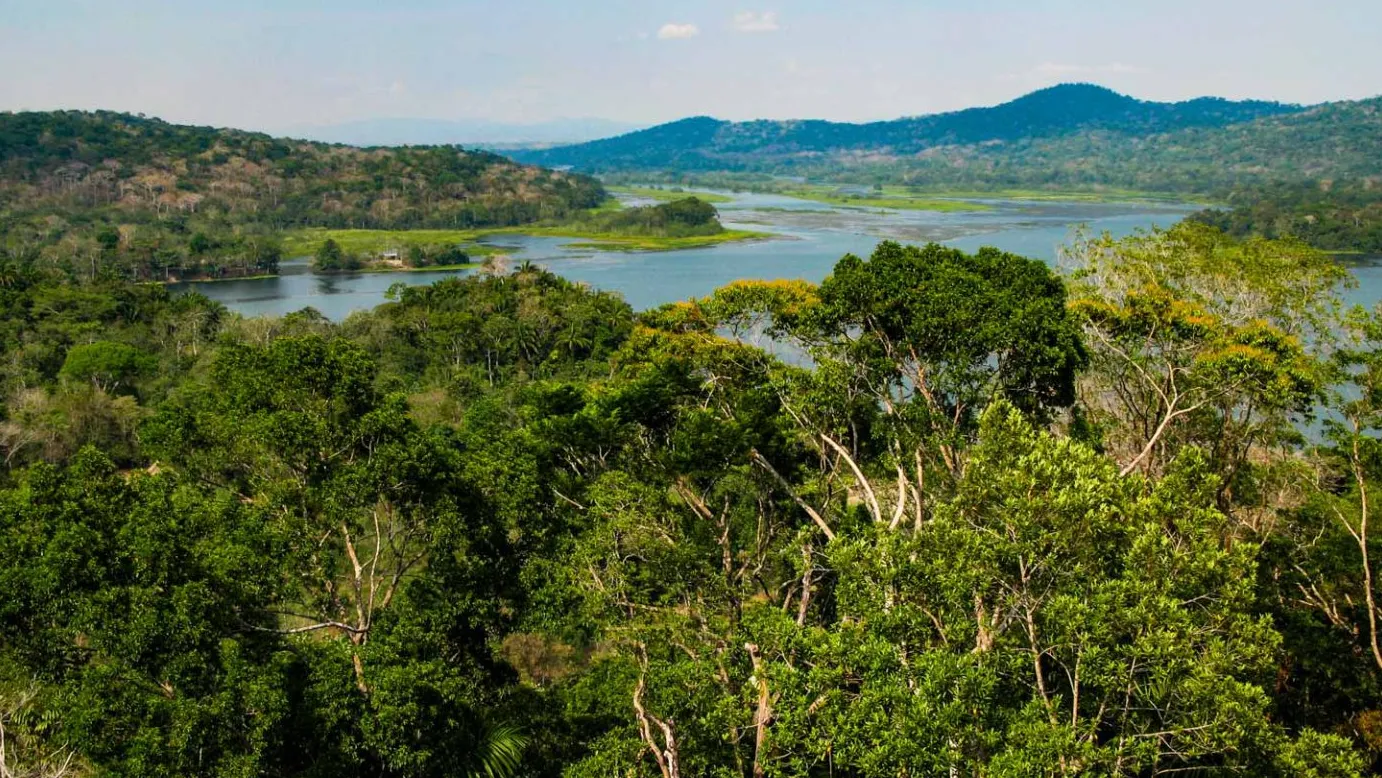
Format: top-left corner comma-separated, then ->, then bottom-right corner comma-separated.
176,193 -> 1382,318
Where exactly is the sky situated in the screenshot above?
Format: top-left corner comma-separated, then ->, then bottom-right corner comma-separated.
2,0 -> 1380,133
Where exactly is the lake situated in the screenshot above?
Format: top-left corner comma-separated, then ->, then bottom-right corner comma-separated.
175,192 -> 1382,318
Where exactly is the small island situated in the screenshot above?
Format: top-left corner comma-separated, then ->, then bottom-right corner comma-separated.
293,196 -> 769,273
525,195 -> 766,251
310,237 -> 479,274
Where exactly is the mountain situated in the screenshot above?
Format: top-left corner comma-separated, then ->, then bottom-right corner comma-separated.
512,84 -> 1306,175
283,117 -> 645,148
857,94 -> 1382,195
0,110 -> 607,231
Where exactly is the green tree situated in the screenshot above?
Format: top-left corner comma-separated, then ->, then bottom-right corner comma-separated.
1262,302 -> 1382,768
58,341 -> 154,394
0,450 -> 298,777
142,336 -> 530,777
1065,224 -> 1340,507
314,238 -> 344,271
649,242 -> 1087,535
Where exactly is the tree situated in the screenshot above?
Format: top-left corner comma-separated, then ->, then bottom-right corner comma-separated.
1325,303 -> 1382,672
2,230 -> 1380,775
650,242 -> 1087,535
524,322 -> 816,778
546,398 -> 1362,777
314,238 -> 345,271
0,450 -> 298,777
407,245 -> 428,268
1065,223 -> 1340,508
57,341 -> 153,394
765,403 -> 1339,776
0,673 -> 84,778
140,336 -> 529,777
189,232 -> 214,255
1264,303 -> 1382,765
248,235 -> 283,274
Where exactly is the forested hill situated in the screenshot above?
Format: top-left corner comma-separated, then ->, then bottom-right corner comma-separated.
982,94 -> 1382,192
0,110 -> 607,230
513,83 -> 1305,175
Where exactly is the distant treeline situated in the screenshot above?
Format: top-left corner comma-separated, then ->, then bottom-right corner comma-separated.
1190,182 -> 1382,253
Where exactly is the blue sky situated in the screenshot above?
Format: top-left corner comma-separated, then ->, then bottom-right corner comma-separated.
2,0 -> 1380,131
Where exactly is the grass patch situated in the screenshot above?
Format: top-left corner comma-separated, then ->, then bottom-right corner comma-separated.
607,186 -> 734,204
281,224 -> 772,260
774,184 -> 1210,209
590,198 -> 627,213
890,187 -> 1212,205
282,229 -> 509,259
507,227 -> 771,252
777,186 -> 991,212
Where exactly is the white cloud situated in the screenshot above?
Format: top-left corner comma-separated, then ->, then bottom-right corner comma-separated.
657,23 -> 700,40
732,11 -> 779,33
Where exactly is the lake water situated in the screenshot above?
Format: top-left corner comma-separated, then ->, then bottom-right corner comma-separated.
175,192 -> 1382,318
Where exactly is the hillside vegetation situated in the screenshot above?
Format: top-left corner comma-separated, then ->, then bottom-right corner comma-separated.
0,110 -> 606,280
0,110 -> 606,227
889,96 -> 1382,193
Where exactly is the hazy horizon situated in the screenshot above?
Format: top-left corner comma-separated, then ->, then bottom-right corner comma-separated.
3,0 -> 1380,133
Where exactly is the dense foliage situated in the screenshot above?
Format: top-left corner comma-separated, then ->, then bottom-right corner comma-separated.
1,227 -> 1381,777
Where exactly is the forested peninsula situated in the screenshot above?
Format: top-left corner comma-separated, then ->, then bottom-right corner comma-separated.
0,111 -> 747,282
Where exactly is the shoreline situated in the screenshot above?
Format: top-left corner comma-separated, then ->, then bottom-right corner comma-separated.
171,273 -> 279,284
326,262 -> 482,276
166,263 -> 483,284
623,180 -> 1218,208
282,225 -> 775,258
165,224 -> 776,285
500,227 -> 773,252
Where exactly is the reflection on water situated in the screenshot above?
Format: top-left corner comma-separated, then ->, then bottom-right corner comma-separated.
174,193 -> 1382,319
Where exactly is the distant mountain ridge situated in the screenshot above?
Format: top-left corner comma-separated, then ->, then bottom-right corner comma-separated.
512,84 -> 1307,174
